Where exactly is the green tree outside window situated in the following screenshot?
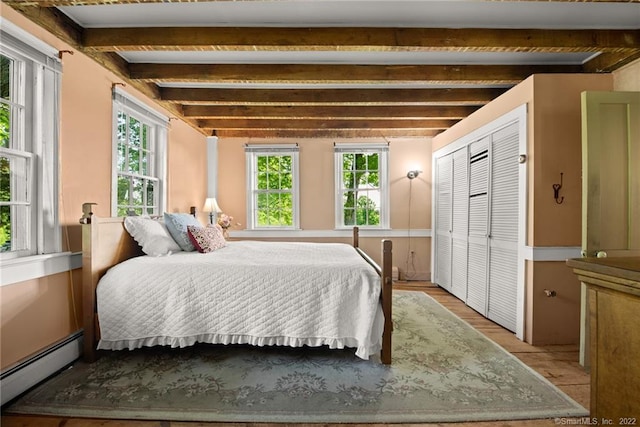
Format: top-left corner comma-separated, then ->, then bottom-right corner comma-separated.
255,154 -> 294,227
340,152 -> 381,227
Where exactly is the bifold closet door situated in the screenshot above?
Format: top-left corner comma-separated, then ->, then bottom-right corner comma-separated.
450,148 -> 469,301
487,122 -> 520,332
466,137 -> 490,315
434,155 -> 452,291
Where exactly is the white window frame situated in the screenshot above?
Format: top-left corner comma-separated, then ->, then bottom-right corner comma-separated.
245,144 -> 300,230
111,87 -> 168,217
0,19 -> 61,262
334,143 -> 390,230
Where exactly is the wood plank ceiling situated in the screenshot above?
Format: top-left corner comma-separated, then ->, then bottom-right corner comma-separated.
5,0 -> 640,138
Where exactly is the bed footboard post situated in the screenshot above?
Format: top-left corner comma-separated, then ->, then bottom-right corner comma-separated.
352,226 -> 359,248
80,204 -> 97,363
381,239 -> 393,365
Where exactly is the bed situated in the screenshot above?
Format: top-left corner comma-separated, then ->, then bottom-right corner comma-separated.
80,203 -> 393,364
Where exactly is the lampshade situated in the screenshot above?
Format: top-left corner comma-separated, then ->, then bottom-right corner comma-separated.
202,197 -> 222,213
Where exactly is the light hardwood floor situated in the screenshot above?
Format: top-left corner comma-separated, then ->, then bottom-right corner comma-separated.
1,282 -> 590,427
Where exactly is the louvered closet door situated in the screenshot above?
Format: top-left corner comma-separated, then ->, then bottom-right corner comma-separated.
450,148 -> 469,301
466,137 -> 490,315
487,122 -> 520,332
434,155 -> 452,290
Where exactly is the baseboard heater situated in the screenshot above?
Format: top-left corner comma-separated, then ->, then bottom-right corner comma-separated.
0,331 -> 83,406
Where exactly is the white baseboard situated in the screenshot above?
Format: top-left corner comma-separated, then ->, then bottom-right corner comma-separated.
1,332 -> 83,406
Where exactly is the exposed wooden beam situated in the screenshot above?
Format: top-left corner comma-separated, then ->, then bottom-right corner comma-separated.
182,105 -> 479,119
215,129 -> 442,139
161,87 -> 508,105
197,118 -> 458,129
6,3 -> 202,134
82,27 -> 640,53
5,0 -> 639,6
132,64 -> 582,84
8,3 -> 84,47
583,50 -> 640,72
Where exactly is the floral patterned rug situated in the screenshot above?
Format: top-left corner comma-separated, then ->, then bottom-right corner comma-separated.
5,291 -> 587,423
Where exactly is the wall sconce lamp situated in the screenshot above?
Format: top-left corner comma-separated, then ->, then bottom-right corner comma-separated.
202,197 -> 222,224
407,170 -> 422,180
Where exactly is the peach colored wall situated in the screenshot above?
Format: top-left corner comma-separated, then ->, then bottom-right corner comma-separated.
531,74 -> 612,247
0,7 -> 207,369
529,261 -> 582,345
217,137 -> 432,278
432,73 -> 613,345
613,58 -> 640,91
0,270 -> 82,367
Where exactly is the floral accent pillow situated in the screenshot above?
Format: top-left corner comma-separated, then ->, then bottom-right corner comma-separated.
164,212 -> 202,252
187,224 -> 227,253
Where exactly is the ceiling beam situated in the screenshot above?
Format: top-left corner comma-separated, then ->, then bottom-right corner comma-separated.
197,118 -> 458,129
215,129 -> 442,139
583,50 -> 640,72
7,3 -> 204,134
182,105 -> 479,119
160,87 -> 507,105
6,0 -> 639,5
82,27 -> 640,53
132,63 -> 582,84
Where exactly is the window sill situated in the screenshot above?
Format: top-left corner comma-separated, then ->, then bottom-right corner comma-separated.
0,252 -> 82,287
230,228 -> 432,239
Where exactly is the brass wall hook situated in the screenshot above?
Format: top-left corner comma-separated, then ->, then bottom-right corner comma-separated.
553,172 -> 564,204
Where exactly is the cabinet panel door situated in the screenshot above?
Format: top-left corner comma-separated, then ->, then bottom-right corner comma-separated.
488,245 -> 518,331
434,155 -> 453,289
487,122 -> 520,332
451,148 -> 469,301
467,237 -> 488,315
468,137 -> 490,237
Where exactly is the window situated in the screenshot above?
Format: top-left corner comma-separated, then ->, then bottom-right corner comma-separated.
0,22 -> 61,259
334,143 -> 389,229
245,144 -> 299,229
112,88 -> 168,216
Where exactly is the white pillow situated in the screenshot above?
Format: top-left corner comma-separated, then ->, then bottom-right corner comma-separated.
124,216 -> 181,256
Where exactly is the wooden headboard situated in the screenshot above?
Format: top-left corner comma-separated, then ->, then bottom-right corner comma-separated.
80,204 -> 143,361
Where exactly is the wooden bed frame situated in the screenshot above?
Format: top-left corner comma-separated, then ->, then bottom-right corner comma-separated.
80,203 -> 393,364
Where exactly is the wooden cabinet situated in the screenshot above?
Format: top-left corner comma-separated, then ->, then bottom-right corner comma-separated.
566,257 -> 640,419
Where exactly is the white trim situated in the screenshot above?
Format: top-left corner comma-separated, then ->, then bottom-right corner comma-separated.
0,34 -> 61,259
0,332 -> 82,405
0,18 -> 61,70
230,228 -> 431,239
244,145 -> 300,230
111,90 -> 168,216
334,142 -> 389,152
523,246 -> 582,261
113,86 -> 168,127
334,145 -> 390,229
515,104 -> 528,341
245,143 -> 299,152
0,252 -> 82,287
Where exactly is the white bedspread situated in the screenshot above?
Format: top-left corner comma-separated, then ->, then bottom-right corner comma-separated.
96,241 -> 384,360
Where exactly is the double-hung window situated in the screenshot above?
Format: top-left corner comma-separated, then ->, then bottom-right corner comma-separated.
0,22 -> 61,260
334,143 -> 389,229
245,144 -> 299,230
112,88 -> 168,216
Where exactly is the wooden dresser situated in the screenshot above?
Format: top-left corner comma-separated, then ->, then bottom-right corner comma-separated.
566,257 -> 640,420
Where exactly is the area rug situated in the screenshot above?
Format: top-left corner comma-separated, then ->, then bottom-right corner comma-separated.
5,291 -> 587,423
